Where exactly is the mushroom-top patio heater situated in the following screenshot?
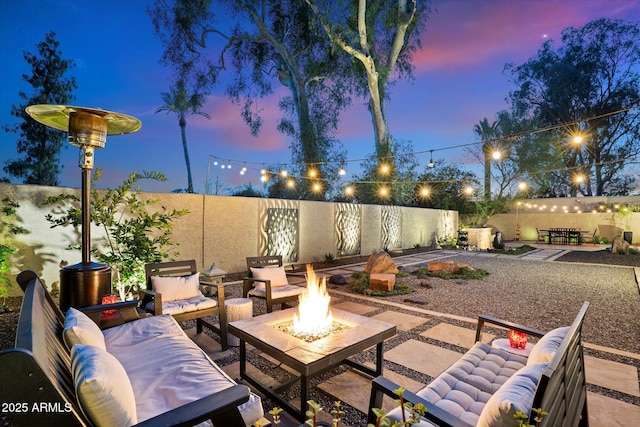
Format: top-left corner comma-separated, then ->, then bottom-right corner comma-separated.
25,105 -> 142,311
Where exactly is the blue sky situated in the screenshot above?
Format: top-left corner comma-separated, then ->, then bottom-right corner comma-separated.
1,0 -> 639,194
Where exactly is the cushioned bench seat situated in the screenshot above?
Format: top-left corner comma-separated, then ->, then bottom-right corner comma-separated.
386,342 -> 528,426
102,314 -> 263,425
369,303 -> 590,427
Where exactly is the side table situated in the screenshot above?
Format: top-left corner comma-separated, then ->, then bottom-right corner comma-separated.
492,338 -> 534,357
225,298 -> 253,346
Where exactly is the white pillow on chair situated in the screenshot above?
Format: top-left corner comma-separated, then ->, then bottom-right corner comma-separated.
527,326 -> 569,365
71,344 -> 138,427
151,272 -> 201,302
63,307 -> 106,351
477,362 -> 548,427
250,266 -> 288,290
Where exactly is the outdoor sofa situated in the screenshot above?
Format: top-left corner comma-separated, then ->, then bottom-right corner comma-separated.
369,302 -> 590,426
0,270 -> 264,427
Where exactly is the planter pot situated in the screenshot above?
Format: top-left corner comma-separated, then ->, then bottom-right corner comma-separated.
623,231 -> 633,244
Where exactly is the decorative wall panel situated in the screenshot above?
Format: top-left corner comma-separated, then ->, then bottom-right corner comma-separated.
259,199 -> 299,263
335,203 -> 361,256
381,205 -> 401,249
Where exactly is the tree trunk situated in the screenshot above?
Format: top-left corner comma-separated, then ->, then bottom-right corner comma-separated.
179,118 -> 193,193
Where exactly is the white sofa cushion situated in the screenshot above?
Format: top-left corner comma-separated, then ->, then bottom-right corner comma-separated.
250,266 -> 288,290
151,272 -> 201,302
71,344 -> 137,427
63,307 -> 106,351
102,314 -> 263,425
387,342 -> 527,426
477,362 -> 549,427
144,295 -> 217,315
527,326 -> 569,365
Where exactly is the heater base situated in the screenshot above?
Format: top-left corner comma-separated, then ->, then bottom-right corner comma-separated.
60,262 -> 111,312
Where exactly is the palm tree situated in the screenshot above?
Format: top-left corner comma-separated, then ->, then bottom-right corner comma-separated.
473,118 -> 499,200
156,79 -> 210,193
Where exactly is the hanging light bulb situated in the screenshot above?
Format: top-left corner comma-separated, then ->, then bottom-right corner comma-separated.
213,159 -> 218,166
312,182 -> 322,192
261,168 -> 266,175
428,150 -> 434,168
492,150 -> 501,160
380,164 -> 390,174
308,168 -> 317,178
220,163 -> 225,169
260,175 -> 268,183
280,169 -> 288,177
287,179 -> 295,188
227,161 -> 232,169
379,186 -> 389,197
344,185 -> 354,196
338,167 -> 346,176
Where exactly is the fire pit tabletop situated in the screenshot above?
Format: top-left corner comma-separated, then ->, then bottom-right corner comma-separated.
228,307 -> 396,421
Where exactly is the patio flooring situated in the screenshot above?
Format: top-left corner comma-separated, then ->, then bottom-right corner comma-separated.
188,245 -> 640,426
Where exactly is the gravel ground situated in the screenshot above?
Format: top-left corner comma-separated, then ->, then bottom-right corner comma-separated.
1,250 -> 638,427
386,254 -> 640,355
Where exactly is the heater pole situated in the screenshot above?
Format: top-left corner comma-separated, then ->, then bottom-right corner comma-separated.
81,158 -> 92,264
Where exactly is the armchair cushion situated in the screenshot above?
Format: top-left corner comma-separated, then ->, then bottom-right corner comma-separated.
527,326 -> 569,365
150,272 -> 202,302
248,284 -> 305,299
250,266 -> 289,290
63,307 -> 106,351
71,344 -> 137,427
144,295 -> 217,316
477,362 -> 549,427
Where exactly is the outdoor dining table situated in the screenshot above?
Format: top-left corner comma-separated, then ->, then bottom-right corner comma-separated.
542,228 -> 587,245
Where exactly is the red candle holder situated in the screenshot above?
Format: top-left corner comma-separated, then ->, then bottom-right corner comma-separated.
508,329 -> 528,349
101,294 -> 118,317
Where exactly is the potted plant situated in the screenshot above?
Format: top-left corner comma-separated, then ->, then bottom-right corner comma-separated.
43,170 -> 188,300
617,205 -> 634,244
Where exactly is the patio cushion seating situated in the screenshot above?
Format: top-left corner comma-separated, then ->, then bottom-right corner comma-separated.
150,272 -> 201,301
526,326 -> 569,365
0,270 -> 263,427
141,260 -> 228,350
243,255 -> 305,313
71,344 -> 137,427
63,307 -> 107,350
476,362 -> 549,427
369,302 -> 589,427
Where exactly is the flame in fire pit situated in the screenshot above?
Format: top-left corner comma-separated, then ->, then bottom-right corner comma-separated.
292,264 -> 333,338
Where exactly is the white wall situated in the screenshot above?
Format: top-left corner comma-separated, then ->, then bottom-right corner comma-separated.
1,183 -> 457,292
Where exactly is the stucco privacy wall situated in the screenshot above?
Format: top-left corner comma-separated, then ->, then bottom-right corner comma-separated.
487,212 -> 639,243
1,183 -> 457,292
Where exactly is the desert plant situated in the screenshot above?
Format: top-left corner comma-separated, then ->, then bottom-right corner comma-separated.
322,253 -> 336,265
43,170 -> 188,300
0,197 -> 28,311
514,408 -> 548,427
368,387 -> 427,427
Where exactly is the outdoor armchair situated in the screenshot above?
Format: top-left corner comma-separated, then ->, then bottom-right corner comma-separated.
141,259 -> 228,350
242,255 -> 306,313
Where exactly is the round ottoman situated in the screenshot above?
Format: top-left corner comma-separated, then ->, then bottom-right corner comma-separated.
226,298 -> 253,346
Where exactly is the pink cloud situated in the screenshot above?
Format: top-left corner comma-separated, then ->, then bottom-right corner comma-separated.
191,92 -> 290,152
415,0 -> 639,72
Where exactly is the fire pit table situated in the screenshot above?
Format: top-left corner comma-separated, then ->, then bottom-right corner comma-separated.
228,307 -> 396,421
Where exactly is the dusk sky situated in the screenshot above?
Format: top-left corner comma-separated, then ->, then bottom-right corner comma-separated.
1,0 -> 639,194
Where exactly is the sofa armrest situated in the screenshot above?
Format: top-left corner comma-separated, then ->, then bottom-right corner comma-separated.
369,376 -> 473,427
133,384 -> 250,427
475,314 -> 546,343
79,300 -> 141,329
139,289 -> 162,316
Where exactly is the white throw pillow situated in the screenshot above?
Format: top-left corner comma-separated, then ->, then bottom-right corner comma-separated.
527,326 -> 570,365
250,266 -> 288,290
477,362 -> 549,427
151,272 -> 201,302
71,344 -> 137,427
63,307 -> 106,351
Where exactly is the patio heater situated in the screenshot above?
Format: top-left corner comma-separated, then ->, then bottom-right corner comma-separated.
25,105 -> 142,311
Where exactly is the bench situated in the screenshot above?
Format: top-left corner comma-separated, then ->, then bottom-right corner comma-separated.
0,270 -> 263,427
369,302 -> 590,426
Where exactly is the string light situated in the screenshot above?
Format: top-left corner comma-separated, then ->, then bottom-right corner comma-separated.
202,107 -> 637,197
